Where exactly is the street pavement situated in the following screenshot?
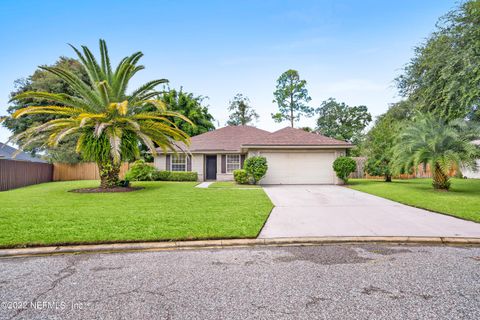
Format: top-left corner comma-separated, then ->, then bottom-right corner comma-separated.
0,244 -> 479,319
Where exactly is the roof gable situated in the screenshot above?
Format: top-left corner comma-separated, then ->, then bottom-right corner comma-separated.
0,142 -> 47,162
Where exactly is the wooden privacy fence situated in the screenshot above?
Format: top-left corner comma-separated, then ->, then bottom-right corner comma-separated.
0,159 -> 53,191
349,157 -> 366,179
53,162 -> 131,181
349,157 -> 453,179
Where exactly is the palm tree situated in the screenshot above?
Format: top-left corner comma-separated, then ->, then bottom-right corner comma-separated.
8,40 -> 192,188
392,113 -> 479,190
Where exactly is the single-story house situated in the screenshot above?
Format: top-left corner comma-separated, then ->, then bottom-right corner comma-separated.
462,139 -> 480,179
0,142 -> 46,163
154,126 -> 352,184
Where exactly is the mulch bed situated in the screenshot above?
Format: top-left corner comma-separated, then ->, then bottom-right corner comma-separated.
69,187 -> 144,193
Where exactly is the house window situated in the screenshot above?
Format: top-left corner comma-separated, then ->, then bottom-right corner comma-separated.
171,154 -> 187,171
226,154 -> 241,173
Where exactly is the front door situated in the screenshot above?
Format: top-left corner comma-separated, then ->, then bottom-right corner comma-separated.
205,155 -> 217,180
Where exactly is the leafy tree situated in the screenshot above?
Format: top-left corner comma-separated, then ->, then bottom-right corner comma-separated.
272,69 -> 313,127
300,126 -> 313,132
8,40 -> 191,189
364,116 -> 397,182
363,101 -> 414,181
392,114 -> 479,190
159,88 -> 215,136
137,87 -> 215,162
226,93 -> 259,126
3,57 -> 89,163
396,0 -> 480,121
316,98 -> 372,144
332,156 -> 356,183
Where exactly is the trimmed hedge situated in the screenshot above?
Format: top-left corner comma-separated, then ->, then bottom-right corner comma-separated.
155,171 -> 198,181
125,161 -> 198,182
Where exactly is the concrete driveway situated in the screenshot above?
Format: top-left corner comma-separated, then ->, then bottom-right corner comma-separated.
259,185 -> 480,238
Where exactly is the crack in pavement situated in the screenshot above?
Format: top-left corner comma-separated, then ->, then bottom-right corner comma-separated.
305,295 -> 330,308
360,285 -> 436,301
77,286 -> 143,305
76,281 -> 177,305
8,257 -> 77,320
250,302 -> 296,316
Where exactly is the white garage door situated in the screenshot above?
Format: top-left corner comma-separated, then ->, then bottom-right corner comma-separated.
260,152 -> 336,184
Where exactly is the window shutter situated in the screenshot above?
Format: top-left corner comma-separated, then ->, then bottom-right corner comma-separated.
221,155 -> 226,173
241,154 -> 246,169
166,155 -> 170,171
187,156 -> 192,171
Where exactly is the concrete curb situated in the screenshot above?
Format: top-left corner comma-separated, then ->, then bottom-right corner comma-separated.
1,236 -> 479,258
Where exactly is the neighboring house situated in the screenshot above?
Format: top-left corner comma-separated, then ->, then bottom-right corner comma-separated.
0,142 -> 46,163
154,126 -> 352,184
462,140 -> 480,179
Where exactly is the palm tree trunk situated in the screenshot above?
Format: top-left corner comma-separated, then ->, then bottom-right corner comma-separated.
98,161 -> 120,188
432,162 -> 450,190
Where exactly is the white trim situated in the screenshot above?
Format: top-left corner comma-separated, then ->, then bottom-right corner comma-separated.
161,150 -> 241,154
226,154 -> 241,173
243,145 -> 353,149
171,154 -> 187,171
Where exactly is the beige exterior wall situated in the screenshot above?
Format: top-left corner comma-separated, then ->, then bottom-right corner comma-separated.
153,154 -> 167,171
462,160 -> 480,179
216,154 -> 234,181
247,148 -> 347,185
153,154 -> 204,181
154,148 -> 348,184
192,154 -> 205,181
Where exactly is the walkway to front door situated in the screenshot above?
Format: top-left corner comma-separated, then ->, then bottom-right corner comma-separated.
259,185 -> 480,238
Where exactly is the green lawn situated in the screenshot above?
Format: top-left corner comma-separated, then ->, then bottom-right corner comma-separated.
0,181 -> 273,248
349,178 -> 480,222
208,181 -> 261,189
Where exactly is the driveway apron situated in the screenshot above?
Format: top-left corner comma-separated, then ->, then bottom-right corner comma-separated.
259,185 -> 480,238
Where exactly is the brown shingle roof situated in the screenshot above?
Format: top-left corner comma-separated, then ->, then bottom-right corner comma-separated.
157,126 -> 351,153
244,127 -> 352,146
166,125 -> 271,152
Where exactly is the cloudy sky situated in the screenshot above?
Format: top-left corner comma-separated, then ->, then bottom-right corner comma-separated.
0,0 -> 456,143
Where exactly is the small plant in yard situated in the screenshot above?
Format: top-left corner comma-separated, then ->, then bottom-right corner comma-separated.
244,156 -> 268,184
125,160 -> 157,181
233,169 -> 249,184
333,156 -> 356,183
392,114 -> 479,191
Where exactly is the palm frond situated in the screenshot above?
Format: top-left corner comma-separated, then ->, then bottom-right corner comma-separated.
99,39 -> 113,82
129,79 -> 168,103
39,66 -> 104,109
12,106 -> 84,118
